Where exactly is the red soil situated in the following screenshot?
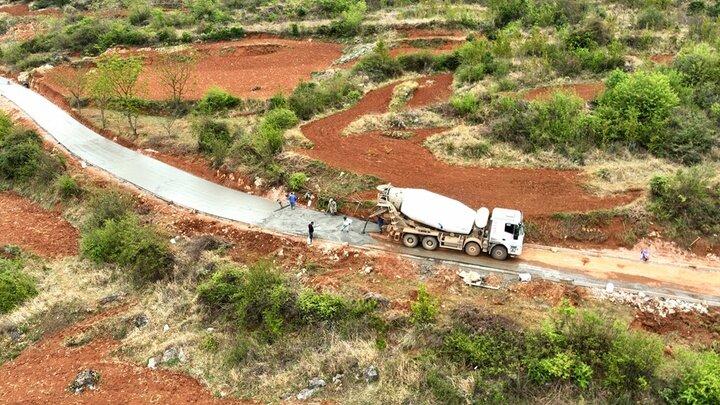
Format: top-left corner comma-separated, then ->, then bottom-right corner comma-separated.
0,191 -> 78,258
398,28 -> 466,39
388,38 -> 462,58
0,3 -> 60,16
300,74 -> 637,218
523,82 -> 605,102
650,54 -> 675,65
0,305 -> 243,404
119,37 -> 341,100
631,307 -> 720,346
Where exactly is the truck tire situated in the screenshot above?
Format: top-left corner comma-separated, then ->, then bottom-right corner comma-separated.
490,245 -> 508,261
464,242 -> 481,257
402,233 -> 419,248
421,236 -> 438,251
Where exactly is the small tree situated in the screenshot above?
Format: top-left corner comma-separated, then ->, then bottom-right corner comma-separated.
49,66 -> 89,111
88,69 -> 113,129
157,50 -> 197,111
95,55 -> 144,137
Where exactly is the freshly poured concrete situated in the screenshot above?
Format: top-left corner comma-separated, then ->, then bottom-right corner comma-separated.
0,81 -> 377,244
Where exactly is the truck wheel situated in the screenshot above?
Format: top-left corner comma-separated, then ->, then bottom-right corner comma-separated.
421,236 -> 438,251
464,242 -> 481,257
490,245 -> 508,261
402,233 -> 419,248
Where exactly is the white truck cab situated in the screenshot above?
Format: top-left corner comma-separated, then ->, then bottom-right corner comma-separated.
488,208 -> 524,257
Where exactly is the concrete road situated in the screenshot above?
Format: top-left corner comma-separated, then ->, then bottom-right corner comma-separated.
2,80 -> 717,304
0,80 -> 377,244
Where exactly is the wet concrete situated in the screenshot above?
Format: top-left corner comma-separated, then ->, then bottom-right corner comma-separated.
0,80 -> 377,244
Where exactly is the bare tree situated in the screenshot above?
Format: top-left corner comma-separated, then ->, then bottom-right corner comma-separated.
157,50 -> 197,111
49,66 -> 90,112
95,55 -> 144,138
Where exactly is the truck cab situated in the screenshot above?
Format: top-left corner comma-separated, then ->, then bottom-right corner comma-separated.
487,208 -> 524,259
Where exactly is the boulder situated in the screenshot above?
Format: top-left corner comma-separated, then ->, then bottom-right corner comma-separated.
68,369 -> 100,394
296,388 -> 316,400
364,365 -> 379,383
308,377 -> 326,389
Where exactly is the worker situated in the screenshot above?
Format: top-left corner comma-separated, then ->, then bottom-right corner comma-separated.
326,198 -> 337,215
640,248 -> 650,262
288,192 -> 297,210
377,216 -> 385,233
307,221 -> 314,245
304,192 -> 314,208
341,216 -> 352,232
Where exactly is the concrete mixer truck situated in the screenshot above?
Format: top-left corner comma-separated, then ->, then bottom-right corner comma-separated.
374,184 -> 524,260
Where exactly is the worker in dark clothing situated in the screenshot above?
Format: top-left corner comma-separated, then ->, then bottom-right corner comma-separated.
307,221 -> 314,245
377,216 -> 385,233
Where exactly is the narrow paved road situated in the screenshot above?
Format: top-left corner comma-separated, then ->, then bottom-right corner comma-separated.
2,80 -> 718,304
0,80 -> 377,244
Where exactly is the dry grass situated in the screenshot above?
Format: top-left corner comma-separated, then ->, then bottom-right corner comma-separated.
388,80 -> 419,112
343,110 -> 448,136
284,127 -> 315,149
582,151 -> 681,196
424,126 -> 577,169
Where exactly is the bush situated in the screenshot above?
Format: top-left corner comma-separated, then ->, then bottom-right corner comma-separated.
262,108 -> 299,130
603,329 -> 663,393
128,4 -> 153,26
327,0 -> 366,36
287,172 -> 308,191
199,25 -> 245,41
56,174 -> 82,199
454,39 -> 503,83
653,106 -> 716,164
268,93 -> 287,109
636,7 -> 670,29
81,215 -> 173,285
188,0 -> 229,22
197,261 -> 295,341
665,350 -> 720,404
0,258 -> 38,314
195,87 -> 242,114
0,112 -> 12,138
397,52 -> 436,73
595,70 -> 680,149
450,92 -> 481,116
193,118 -> 234,154
649,168 -> 720,238
288,74 -> 361,120
352,41 -> 402,82
84,190 -> 133,230
0,128 -> 43,181
444,327 -> 523,378
673,43 -> 720,86
254,122 -> 284,157
490,0 -> 530,28
411,285 -> 439,325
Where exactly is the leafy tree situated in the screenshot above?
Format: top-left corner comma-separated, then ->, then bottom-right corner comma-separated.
95,55 -> 144,137
88,69 -> 114,129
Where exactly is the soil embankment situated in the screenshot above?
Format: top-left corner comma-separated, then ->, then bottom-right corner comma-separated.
523,82 -> 605,101
300,74 -> 637,218
0,191 -> 78,258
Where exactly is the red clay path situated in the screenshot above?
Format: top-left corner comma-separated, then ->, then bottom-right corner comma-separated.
523,82 -> 605,102
300,74 -> 637,218
0,191 -> 78,258
0,306 -> 244,404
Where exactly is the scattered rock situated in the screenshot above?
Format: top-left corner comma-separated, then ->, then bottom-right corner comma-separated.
98,292 -> 124,305
332,373 -> 344,384
68,369 -> 100,394
163,324 -> 170,333
593,288 -> 708,317
8,327 -> 23,341
133,313 -> 149,328
363,365 -> 379,383
147,357 -> 158,369
361,265 -> 373,274
308,377 -> 326,389
363,292 -> 389,308
296,388 -> 317,400
161,347 -> 186,364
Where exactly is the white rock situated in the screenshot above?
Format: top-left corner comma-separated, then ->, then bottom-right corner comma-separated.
163,324 -> 170,333
147,357 -> 157,369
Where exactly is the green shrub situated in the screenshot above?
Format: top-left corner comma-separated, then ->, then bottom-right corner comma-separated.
353,41 -> 402,82
673,43 -> 720,86
450,92 -> 481,116
649,168 -> 720,238
128,4 -> 153,26
564,16 -> 614,49
81,215 -> 173,285
444,327 -> 523,377
654,106 -> 716,165
454,39 -> 503,83
200,25 -> 245,41
188,0 -> 229,22
425,369 -> 465,404
327,0 -> 366,36
297,290 -> 375,323
254,122 -> 284,157
197,261 -> 294,341
0,258 -> 38,314
665,350 -> 720,404
288,74 -> 361,120
603,329 -> 663,393
490,0 -> 530,28
56,174 -> 82,199
0,128 -> 43,181
0,112 -> 12,139
411,285 -> 439,325
595,70 -> 681,149
195,87 -> 242,114
636,7 -> 670,29
268,93 -> 287,109
397,52 -> 436,73
84,190 -> 133,230
287,172 -> 308,191
193,118 -> 233,153
262,108 -> 299,130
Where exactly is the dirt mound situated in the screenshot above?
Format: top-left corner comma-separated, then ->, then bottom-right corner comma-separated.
0,4 -> 60,16
523,82 -> 605,102
631,308 -> 720,346
509,280 -> 587,305
0,191 -> 78,258
0,306 -> 241,404
650,54 -> 674,65
300,75 -> 638,218
128,37 -> 341,100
